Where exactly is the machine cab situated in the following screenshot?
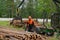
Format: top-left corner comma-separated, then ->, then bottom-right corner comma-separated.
51,13 -> 60,29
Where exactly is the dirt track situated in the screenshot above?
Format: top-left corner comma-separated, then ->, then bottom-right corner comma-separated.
0,26 -> 50,40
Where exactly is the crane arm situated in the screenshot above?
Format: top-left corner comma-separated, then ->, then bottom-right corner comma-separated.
17,0 -> 25,16
17,0 -> 24,8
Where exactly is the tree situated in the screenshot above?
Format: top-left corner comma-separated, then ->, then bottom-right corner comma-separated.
0,0 -> 57,18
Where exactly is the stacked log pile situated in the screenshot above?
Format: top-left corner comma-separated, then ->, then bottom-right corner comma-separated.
0,27 -> 47,40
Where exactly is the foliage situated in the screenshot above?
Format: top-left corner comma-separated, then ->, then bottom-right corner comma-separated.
0,0 -> 58,18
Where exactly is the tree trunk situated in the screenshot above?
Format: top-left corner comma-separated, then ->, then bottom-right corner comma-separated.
12,0 -> 14,18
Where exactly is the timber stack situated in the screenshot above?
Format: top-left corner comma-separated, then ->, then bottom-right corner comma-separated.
0,27 -> 47,40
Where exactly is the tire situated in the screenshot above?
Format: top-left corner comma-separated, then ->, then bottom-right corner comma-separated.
35,27 -> 45,35
46,32 -> 54,36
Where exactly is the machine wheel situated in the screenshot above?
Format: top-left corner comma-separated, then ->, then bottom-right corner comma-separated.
46,32 -> 54,36
35,27 -> 45,35
40,31 -> 45,35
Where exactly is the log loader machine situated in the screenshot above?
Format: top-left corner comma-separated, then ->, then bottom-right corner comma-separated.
10,0 -> 60,36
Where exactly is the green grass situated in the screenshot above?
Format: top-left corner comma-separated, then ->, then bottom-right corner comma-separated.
0,21 -> 24,30
0,21 -> 9,26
